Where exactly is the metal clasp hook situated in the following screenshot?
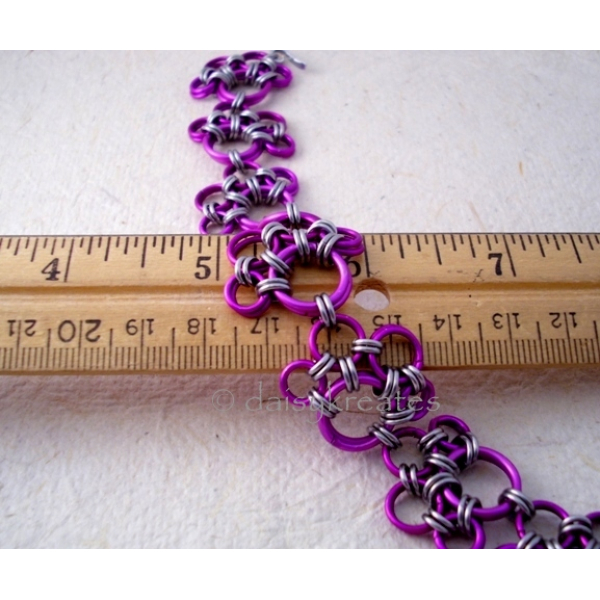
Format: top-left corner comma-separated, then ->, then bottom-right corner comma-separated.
271,50 -> 306,69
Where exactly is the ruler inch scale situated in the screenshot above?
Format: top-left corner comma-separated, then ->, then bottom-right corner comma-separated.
0,232 -> 599,374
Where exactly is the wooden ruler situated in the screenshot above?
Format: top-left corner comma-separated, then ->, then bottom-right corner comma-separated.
0,233 -> 599,374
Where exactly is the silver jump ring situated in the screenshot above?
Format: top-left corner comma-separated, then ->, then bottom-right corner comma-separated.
379,367 -> 400,401
559,515 -> 594,541
292,228 -> 311,264
400,364 -> 426,394
203,201 -> 224,225
255,277 -> 291,296
308,389 -> 340,419
351,338 -> 383,355
261,249 -> 292,277
266,178 -> 288,205
225,191 -> 253,210
307,219 -> 337,236
201,122 -> 227,144
234,256 -> 258,287
315,293 -> 337,328
317,232 -> 344,266
498,488 -> 535,519
424,453 -> 460,477
379,407 -> 415,426
338,355 -> 359,392
245,176 -> 262,204
231,91 -> 247,112
453,432 -> 480,469
229,113 -> 241,139
417,427 -> 449,455
261,222 -> 289,249
308,352 -> 337,381
423,509 -> 456,536
228,149 -> 246,172
399,464 -> 421,497
223,206 -> 247,224
456,495 -> 482,536
286,202 -> 302,227
517,531 -> 544,549
368,422 -> 400,449
422,472 -> 462,506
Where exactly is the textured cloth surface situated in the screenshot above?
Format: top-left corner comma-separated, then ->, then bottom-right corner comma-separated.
0,51 -> 599,548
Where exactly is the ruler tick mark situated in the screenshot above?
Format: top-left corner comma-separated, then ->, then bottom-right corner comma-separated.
362,236 -> 372,277
31,238 -> 39,262
104,236 -> 111,261
141,237 -> 148,268
569,234 -> 582,264
468,235 -> 476,259
216,236 -> 221,281
433,236 -> 442,265
502,235 -> 517,277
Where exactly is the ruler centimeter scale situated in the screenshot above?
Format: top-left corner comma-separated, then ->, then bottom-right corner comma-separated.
0,232 -> 599,374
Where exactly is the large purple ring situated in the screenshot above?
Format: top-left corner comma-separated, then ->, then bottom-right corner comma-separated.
317,372 -> 386,452
270,244 -> 353,317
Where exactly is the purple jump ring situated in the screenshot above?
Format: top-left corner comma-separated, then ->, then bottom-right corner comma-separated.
279,359 -> 328,407
226,230 -> 277,266
224,274 -> 271,318
317,372 -> 385,452
189,55 -> 227,99
368,324 -> 424,381
270,167 -> 300,196
270,244 -> 353,317
514,500 -> 570,548
444,446 -> 521,522
265,134 -> 296,158
427,414 -> 471,453
334,227 -> 365,256
385,479 -> 432,536
188,116 -> 209,143
194,183 -> 226,212
308,314 -> 366,364
381,426 -> 428,477
266,63 -> 293,88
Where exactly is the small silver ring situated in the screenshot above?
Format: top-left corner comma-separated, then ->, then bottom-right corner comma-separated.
351,338 -> 383,355
338,355 -> 359,392
286,202 -> 302,227
308,389 -> 340,419
261,249 -> 292,277
315,293 -> 337,328
255,277 -> 290,295
308,352 -> 337,381
399,464 -> 421,497
368,423 -> 400,449
422,509 -> 456,536
261,222 -> 289,249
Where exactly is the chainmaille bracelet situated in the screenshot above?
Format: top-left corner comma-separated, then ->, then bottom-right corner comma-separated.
188,50 -> 599,549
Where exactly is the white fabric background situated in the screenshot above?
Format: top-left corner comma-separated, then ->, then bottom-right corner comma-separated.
0,51 -> 599,548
